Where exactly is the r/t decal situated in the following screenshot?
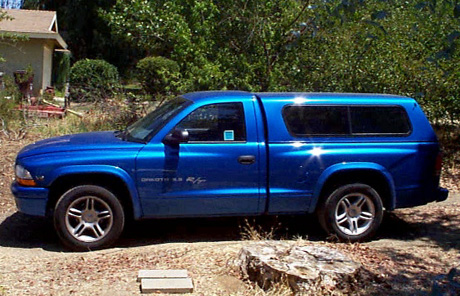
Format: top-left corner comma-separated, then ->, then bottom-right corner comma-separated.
186,177 -> 207,185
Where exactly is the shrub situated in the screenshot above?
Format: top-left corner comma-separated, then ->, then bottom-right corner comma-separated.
0,75 -> 21,130
135,56 -> 181,98
53,51 -> 71,91
0,95 -> 17,127
69,59 -> 119,102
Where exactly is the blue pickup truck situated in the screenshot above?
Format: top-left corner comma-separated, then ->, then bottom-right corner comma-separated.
11,91 -> 448,250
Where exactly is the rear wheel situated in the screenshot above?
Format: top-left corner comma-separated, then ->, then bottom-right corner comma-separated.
318,183 -> 383,242
54,185 -> 125,251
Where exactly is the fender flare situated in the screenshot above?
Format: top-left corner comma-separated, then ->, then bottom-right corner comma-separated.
47,165 -> 143,219
310,162 -> 396,212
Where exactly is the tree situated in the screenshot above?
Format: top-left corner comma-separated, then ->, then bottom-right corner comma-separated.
292,0 -> 460,122
101,0 -> 312,91
0,9 -> 11,63
21,0 -> 460,122
23,0 -> 138,74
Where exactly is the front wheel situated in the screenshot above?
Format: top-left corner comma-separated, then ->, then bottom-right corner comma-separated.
318,183 -> 383,242
54,185 -> 125,251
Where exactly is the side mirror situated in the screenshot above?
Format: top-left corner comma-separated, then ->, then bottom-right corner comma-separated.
162,128 -> 189,146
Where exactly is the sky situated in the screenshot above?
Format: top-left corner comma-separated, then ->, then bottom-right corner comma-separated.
0,0 -> 23,9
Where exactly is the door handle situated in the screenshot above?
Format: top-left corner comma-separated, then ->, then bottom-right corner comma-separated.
238,155 -> 256,165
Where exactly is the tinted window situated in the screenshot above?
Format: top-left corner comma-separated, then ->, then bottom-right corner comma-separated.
283,105 -> 411,137
350,106 -> 411,134
126,97 -> 191,142
176,103 -> 246,142
283,106 -> 349,136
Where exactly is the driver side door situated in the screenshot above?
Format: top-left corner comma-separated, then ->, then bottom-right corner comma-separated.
136,100 -> 263,217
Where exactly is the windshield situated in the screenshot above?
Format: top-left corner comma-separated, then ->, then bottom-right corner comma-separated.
124,97 -> 191,142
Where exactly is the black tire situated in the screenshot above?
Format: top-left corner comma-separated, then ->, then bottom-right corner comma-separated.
317,183 -> 383,242
54,185 -> 125,251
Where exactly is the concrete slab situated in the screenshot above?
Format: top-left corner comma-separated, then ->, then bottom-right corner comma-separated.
137,269 -> 188,282
141,278 -> 193,294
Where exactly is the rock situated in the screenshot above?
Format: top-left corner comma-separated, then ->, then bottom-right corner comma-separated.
238,241 -> 363,294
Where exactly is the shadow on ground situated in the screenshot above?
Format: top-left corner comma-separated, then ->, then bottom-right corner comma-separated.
377,210 -> 460,251
0,212 -> 325,251
1,206 -> 459,252
117,214 -> 325,248
0,212 -> 61,251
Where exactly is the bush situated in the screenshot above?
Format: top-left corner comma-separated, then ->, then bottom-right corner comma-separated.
53,51 -> 71,91
69,59 -> 119,102
136,56 -> 181,98
0,95 -> 17,127
0,75 -> 21,130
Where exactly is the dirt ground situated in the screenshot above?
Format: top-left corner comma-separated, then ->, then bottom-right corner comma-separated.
0,134 -> 459,295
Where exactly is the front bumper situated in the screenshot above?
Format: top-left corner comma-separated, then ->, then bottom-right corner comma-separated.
11,181 -> 49,217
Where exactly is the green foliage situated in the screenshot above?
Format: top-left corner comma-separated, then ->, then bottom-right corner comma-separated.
0,75 -> 21,129
13,65 -> 34,84
101,0 -> 309,91
0,96 -> 17,127
53,51 -> 71,91
291,0 -> 460,123
135,56 -> 181,98
69,59 -> 119,102
101,0 -> 460,122
17,0 -> 454,123
1,75 -> 22,103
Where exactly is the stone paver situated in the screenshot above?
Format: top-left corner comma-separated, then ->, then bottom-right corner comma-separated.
141,278 -> 193,294
137,269 -> 188,282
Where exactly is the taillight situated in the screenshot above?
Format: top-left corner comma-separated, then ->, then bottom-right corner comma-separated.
435,152 -> 443,178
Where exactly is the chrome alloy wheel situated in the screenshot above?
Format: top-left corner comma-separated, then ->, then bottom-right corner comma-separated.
65,196 -> 113,243
334,193 -> 375,236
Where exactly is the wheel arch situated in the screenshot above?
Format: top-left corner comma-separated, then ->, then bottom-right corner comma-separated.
46,165 -> 143,220
310,162 -> 396,212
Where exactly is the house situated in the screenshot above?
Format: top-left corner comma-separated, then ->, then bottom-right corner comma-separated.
0,9 -> 68,96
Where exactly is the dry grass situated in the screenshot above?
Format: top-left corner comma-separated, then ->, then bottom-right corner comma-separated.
5,98 -> 153,140
239,219 -> 282,241
231,282 -> 294,296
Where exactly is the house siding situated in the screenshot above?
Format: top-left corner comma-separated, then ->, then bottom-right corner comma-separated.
0,39 -> 53,96
42,42 -> 53,91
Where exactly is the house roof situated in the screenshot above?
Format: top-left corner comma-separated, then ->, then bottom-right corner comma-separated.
0,9 -> 67,49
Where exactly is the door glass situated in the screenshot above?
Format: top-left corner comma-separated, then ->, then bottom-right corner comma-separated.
176,103 -> 246,142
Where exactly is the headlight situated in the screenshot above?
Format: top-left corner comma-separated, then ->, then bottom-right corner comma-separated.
15,165 -> 36,186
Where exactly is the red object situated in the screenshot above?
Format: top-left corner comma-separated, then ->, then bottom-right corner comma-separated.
435,152 -> 443,178
17,105 -> 65,118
